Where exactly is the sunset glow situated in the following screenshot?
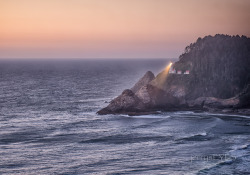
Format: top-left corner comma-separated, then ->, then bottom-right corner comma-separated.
1,0 -> 250,59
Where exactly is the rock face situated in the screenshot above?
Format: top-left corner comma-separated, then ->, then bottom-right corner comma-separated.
131,71 -> 155,93
188,97 -> 239,109
97,89 -> 146,115
97,34 -> 250,115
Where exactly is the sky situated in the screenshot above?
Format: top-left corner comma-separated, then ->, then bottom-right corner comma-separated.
0,0 -> 250,59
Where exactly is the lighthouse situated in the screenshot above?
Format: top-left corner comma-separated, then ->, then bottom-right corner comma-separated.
169,67 -> 176,74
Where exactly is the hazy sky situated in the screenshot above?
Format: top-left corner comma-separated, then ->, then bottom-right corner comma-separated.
1,0 -> 250,59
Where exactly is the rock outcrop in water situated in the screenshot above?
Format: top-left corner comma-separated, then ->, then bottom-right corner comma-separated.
131,71 -> 155,93
98,34 -> 250,115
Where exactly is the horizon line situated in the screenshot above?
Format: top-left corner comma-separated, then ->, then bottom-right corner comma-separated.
0,57 -> 178,60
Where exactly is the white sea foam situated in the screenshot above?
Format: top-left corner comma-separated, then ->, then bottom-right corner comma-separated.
122,114 -> 170,119
199,132 -> 207,136
79,98 -> 111,103
230,144 -> 249,152
209,112 -> 250,119
175,132 -> 208,141
172,111 -> 195,115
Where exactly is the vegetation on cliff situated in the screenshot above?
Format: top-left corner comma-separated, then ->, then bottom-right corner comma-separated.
172,34 -> 250,99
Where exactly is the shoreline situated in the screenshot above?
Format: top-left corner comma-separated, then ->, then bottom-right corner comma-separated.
98,108 -> 250,117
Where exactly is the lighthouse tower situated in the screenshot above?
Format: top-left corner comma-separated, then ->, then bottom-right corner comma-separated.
169,67 -> 176,74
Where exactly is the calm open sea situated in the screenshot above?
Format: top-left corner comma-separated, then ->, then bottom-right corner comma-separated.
0,59 -> 249,174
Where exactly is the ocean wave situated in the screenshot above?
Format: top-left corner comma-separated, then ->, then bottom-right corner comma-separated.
79,134 -> 172,144
233,144 -> 249,150
197,159 -> 235,175
122,114 -> 170,119
229,144 -> 250,158
78,98 -> 112,103
175,132 -> 209,142
183,132 -> 207,137
197,143 -> 250,174
208,113 -> 250,119
174,111 -> 195,114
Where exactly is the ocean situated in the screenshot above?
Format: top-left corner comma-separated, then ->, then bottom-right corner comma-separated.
0,59 -> 249,174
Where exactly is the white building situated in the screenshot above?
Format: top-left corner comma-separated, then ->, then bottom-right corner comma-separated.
184,70 -> 190,74
169,67 -> 176,74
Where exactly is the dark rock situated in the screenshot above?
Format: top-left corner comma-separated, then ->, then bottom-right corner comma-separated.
237,84 -> 250,108
131,71 -> 155,93
97,89 -> 146,115
236,109 -> 250,115
188,96 -> 239,109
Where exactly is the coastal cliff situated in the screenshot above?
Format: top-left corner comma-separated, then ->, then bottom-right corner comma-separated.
98,34 -> 250,115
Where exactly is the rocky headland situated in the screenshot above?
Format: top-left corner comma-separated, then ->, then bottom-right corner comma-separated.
98,34 -> 250,115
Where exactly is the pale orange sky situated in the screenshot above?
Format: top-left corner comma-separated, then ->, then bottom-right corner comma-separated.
0,0 -> 250,59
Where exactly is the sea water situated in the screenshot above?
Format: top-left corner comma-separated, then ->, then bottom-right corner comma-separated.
0,59 -> 249,174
